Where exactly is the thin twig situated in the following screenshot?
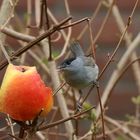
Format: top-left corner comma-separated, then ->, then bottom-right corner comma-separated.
77,0 -> 103,40
95,0 -> 140,121
106,0 -> 140,94
98,0 -> 139,79
56,17 -> 91,60
38,106 -> 95,131
73,85 -> 96,115
87,19 -> 96,60
18,126 -> 25,138
119,120 -> 140,128
47,8 -> 67,39
0,16 -> 72,70
7,115 -> 16,140
112,57 -> 140,88
28,50 -> 50,75
20,0 -> 32,64
96,86 -> 106,140
8,134 -> 22,140
0,40 -> 11,63
53,82 -> 66,96
44,0 -> 52,60
0,0 -> 18,30
95,33 -> 140,122
55,0 -> 72,60
92,0 -> 114,46
72,0 -> 115,117
79,126 -> 121,140
39,0 -> 44,28
0,27 -> 35,42
64,0 -> 70,15
105,116 -> 140,140
129,0 -> 139,18
59,17 -> 89,30
98,16 -> 132,80
54,27 -> 71,60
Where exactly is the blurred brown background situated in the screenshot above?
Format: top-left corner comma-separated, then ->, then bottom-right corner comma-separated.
0,0 -> 140,140
0,0 -> 140,122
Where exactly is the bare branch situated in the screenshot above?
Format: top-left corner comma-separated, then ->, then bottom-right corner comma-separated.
38,106 -> 95,131
0,16 -> 72,70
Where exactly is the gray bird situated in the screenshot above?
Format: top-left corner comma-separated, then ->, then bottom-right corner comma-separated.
58,41 -> 99,89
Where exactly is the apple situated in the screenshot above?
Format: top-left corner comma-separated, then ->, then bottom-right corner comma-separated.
0,64 -> 53,121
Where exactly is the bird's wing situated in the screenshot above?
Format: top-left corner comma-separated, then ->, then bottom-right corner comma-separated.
70,40 -> 85,57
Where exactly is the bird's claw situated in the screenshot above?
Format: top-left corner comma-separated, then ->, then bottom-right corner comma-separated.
76,102 -> 83,112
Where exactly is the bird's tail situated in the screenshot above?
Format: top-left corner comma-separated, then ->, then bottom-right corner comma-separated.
70,40 -> 84,56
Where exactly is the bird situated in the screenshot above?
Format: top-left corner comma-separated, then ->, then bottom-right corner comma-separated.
58,40 -> 99,90
58,41 -> 99,111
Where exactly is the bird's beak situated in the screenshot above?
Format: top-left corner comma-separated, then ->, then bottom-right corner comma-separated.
56,65 -> 65,72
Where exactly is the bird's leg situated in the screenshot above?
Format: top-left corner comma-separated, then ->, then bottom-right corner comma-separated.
76,90 -> 83,112
76,81 -> 99,112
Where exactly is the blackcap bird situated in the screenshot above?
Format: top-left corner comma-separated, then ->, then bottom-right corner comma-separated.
58,41 -> 99,89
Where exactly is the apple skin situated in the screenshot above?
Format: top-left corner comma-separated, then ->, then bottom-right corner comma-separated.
0,64 -> 53,121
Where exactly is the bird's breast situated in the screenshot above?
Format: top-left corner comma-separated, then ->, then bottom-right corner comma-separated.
63,69 -> 90,89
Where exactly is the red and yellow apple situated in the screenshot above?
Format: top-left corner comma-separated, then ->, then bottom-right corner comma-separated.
0,63 -> 53,121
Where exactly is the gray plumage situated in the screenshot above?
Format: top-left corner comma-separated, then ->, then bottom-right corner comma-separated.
58,41 -> 99,89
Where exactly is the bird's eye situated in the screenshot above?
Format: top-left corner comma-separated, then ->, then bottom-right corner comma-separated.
64,57 -> 75,66
66,60 -> 72,65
